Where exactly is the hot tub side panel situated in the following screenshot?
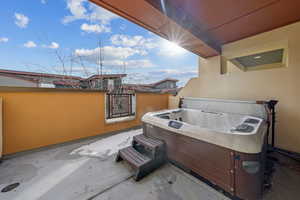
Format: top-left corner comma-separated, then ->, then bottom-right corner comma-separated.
234,139 -> 267,200
143,123 -> 235,194
143,123 -> 265,200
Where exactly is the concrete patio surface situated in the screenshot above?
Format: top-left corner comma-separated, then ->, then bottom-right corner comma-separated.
0,128 -> 299,200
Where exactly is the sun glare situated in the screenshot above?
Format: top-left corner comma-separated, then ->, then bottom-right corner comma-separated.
160,39 -> 186,56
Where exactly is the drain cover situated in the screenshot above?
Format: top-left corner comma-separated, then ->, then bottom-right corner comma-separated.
1,183 -> 20,193
168,180 -> 173,184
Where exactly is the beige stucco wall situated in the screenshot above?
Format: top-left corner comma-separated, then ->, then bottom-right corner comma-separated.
0,98 -> 2,158
171,21 -> 300,153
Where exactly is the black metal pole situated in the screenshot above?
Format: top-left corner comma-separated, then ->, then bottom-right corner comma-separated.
267,100 -> 278,148
271,105 -> 276,148
266,120 -> 270,146
178,98 -> 183,108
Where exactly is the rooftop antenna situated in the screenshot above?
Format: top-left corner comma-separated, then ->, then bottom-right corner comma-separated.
98,38 -> 104,76
98,37 -> 104,89
123,59 -> 126,74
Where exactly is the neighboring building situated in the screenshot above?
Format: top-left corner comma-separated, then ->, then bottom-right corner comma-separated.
52,80 -> 81,89
0,69 -> 180,93
0,73 -> 39,87
123,78 -> 179,94
80,74 -> 126,90
0,69 -> 81,88
150,78 -> 178,89
0,69 -> 126,90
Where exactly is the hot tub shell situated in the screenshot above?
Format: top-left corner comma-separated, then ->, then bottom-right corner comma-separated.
142,98 -> 269,200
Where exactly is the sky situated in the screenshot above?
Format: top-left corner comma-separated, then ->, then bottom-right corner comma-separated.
0,0 -> 198,86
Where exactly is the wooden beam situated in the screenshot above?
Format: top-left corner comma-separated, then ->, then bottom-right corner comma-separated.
89,0 -> 220,57
145,0 -> 222,54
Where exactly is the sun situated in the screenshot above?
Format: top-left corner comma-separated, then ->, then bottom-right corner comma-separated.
160,39 -> 187,56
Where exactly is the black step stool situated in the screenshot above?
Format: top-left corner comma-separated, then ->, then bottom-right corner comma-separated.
116,134 -> 166,181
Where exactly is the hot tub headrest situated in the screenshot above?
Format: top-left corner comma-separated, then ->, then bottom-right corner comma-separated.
181,98 -> 268,120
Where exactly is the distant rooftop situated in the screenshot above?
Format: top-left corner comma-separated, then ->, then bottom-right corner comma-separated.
85,74 -> 127,81
150,78 -> 179,86
124,78 -> 179,88
0,69 -> 82,80
0,69 -> 179,92
0,68 -> 126,81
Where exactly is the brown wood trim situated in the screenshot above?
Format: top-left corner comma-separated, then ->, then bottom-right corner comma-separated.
89,0 -> 168,40
207,0 -> 280,32
89,0 -> 219,58
230,151 -> 236,196
144,0 -> 221,54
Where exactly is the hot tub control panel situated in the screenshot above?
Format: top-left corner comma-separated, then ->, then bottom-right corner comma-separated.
244,118 -> 260,124
234,124 -> 254,133
168,121 -> 183,129
231,117 -> 262,134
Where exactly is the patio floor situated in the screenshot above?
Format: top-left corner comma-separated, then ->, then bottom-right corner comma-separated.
0,128 -> 299,200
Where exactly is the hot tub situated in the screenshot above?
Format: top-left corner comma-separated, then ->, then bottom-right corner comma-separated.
142,98 -> 269,200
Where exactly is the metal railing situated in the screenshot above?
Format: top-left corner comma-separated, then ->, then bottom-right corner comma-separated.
106,93 -> 135,119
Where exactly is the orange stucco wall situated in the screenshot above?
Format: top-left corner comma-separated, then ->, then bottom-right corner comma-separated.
0,88 -> 169,155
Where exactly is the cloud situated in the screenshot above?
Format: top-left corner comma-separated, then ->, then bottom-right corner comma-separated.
120,24 -> 126,30
103,59 -> 154,68
53,65 -> 112,77
110,34 -> 157,49
88,3 -> 119,24
110,34 -> 157,56
149,69 -> 197,77
123,68 -> 197,85
49,42 -> 59,49
0,37 -> 9,43
74,46 -> 154,69
74,46 -> 146,61
14,13 -> 29,28
124,59 -> 154,68
62,0 -> 119,24
110,36 -> 188,58
24,41 -> 37,48
147,69 -> 197,86
41,0 -> 47,4
157,38 -> 188,56
42,42 -> 59,49
62,0 -> 86,23
80,23 -> 110,33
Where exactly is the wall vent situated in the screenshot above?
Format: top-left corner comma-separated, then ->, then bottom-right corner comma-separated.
230,49 -> 285,70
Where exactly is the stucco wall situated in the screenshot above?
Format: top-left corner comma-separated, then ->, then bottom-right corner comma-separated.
172,22 -> 300,153
0,98 -> 2,157
0,88 -> 169,155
